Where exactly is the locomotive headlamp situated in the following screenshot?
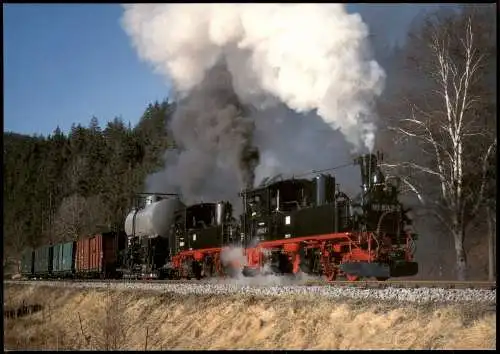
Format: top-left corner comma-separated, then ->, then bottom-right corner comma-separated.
372,169 -> 385,185
285,216 -> 291,225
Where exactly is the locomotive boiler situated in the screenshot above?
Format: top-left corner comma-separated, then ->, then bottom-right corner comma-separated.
240,174 -> 342,243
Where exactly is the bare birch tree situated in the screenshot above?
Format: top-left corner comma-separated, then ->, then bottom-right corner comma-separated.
383,12 -> 496,280
53,194 -> 108,241
53,193 -> 87,241
53,157 -> 108,241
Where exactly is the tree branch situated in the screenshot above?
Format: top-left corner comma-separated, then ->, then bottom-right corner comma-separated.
469,140 -> 497,216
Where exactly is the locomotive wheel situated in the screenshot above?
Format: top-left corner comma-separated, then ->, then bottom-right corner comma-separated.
341,254 -> 361,281
242,266 -> 259,277
214,254 -> 224,276
325,269 -> 337,281
345,274 -> 360,281
319,260 -> 337,281
299,262 -> 311,274
298,248 -> 315,275
223,265 -> 239,278
320,254 -> 337,281
182,260 -> 192,280
203,258 -> 214,278
192,261 -> 202,280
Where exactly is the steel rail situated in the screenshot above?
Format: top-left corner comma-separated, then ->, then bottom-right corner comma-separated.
5,278 -> 496,290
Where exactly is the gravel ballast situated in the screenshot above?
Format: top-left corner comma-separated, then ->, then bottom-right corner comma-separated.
6,280 -> 496,305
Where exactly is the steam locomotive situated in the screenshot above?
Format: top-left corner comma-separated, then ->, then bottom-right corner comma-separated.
117,152 -> 418,281
19,152 -> 418,281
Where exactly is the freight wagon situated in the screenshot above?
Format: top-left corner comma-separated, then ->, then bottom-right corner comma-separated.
33,245 -> 53,278
20,248 -> 34,277
76,232 -> 125,278
52,241 -> 76,278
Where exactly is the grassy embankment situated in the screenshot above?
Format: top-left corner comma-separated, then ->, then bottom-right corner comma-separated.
3,283 -> 496,350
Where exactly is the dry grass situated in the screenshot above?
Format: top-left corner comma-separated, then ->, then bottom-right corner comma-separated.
3,283 -> 496,350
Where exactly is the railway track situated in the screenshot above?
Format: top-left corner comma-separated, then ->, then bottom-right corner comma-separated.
5,278 -> 497,290
315,280 -> 497,290
5,278 -> 496,305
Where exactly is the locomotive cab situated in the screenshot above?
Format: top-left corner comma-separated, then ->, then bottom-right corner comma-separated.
241,175 -> 354,244
171,201 -> 237,253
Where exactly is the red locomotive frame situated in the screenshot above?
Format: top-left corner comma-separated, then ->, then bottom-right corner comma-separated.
172,230 -> 416,281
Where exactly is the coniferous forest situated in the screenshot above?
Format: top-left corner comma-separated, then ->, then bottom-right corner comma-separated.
3,101 -> 175,270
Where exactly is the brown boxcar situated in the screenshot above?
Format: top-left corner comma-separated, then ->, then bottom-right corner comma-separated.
76,232 -> 121,278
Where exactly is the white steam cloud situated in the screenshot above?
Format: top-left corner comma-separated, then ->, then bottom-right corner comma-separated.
216,245 -> 323,286
122,3 -> 384,152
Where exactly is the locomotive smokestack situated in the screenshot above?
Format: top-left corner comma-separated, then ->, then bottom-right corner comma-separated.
356,153 -> 378,192
316,174 -> 327,206
216,201 -> 226,226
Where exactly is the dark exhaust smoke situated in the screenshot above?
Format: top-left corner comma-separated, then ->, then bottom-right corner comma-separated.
146,61 -> 259,205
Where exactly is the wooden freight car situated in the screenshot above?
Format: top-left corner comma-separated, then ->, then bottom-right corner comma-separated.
76,232 -> 125,278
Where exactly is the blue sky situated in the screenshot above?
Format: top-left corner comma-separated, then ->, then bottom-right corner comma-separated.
4,4 -> 169,136
3,4 -> 443,137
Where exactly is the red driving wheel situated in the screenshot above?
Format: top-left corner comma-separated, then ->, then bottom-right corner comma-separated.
345,273 -> 360,281
342,254 -> 360,282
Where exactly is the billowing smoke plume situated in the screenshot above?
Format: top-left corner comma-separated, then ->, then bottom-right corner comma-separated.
146,61 -> 259,204
122,4 -> 385,200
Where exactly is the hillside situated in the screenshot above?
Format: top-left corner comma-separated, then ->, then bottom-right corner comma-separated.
3,101 -> 174,266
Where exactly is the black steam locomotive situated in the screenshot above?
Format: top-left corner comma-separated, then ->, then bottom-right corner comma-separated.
120,152 -> 418,281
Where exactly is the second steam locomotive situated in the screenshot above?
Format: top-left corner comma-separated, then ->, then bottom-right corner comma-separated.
119,152 -> 418,281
